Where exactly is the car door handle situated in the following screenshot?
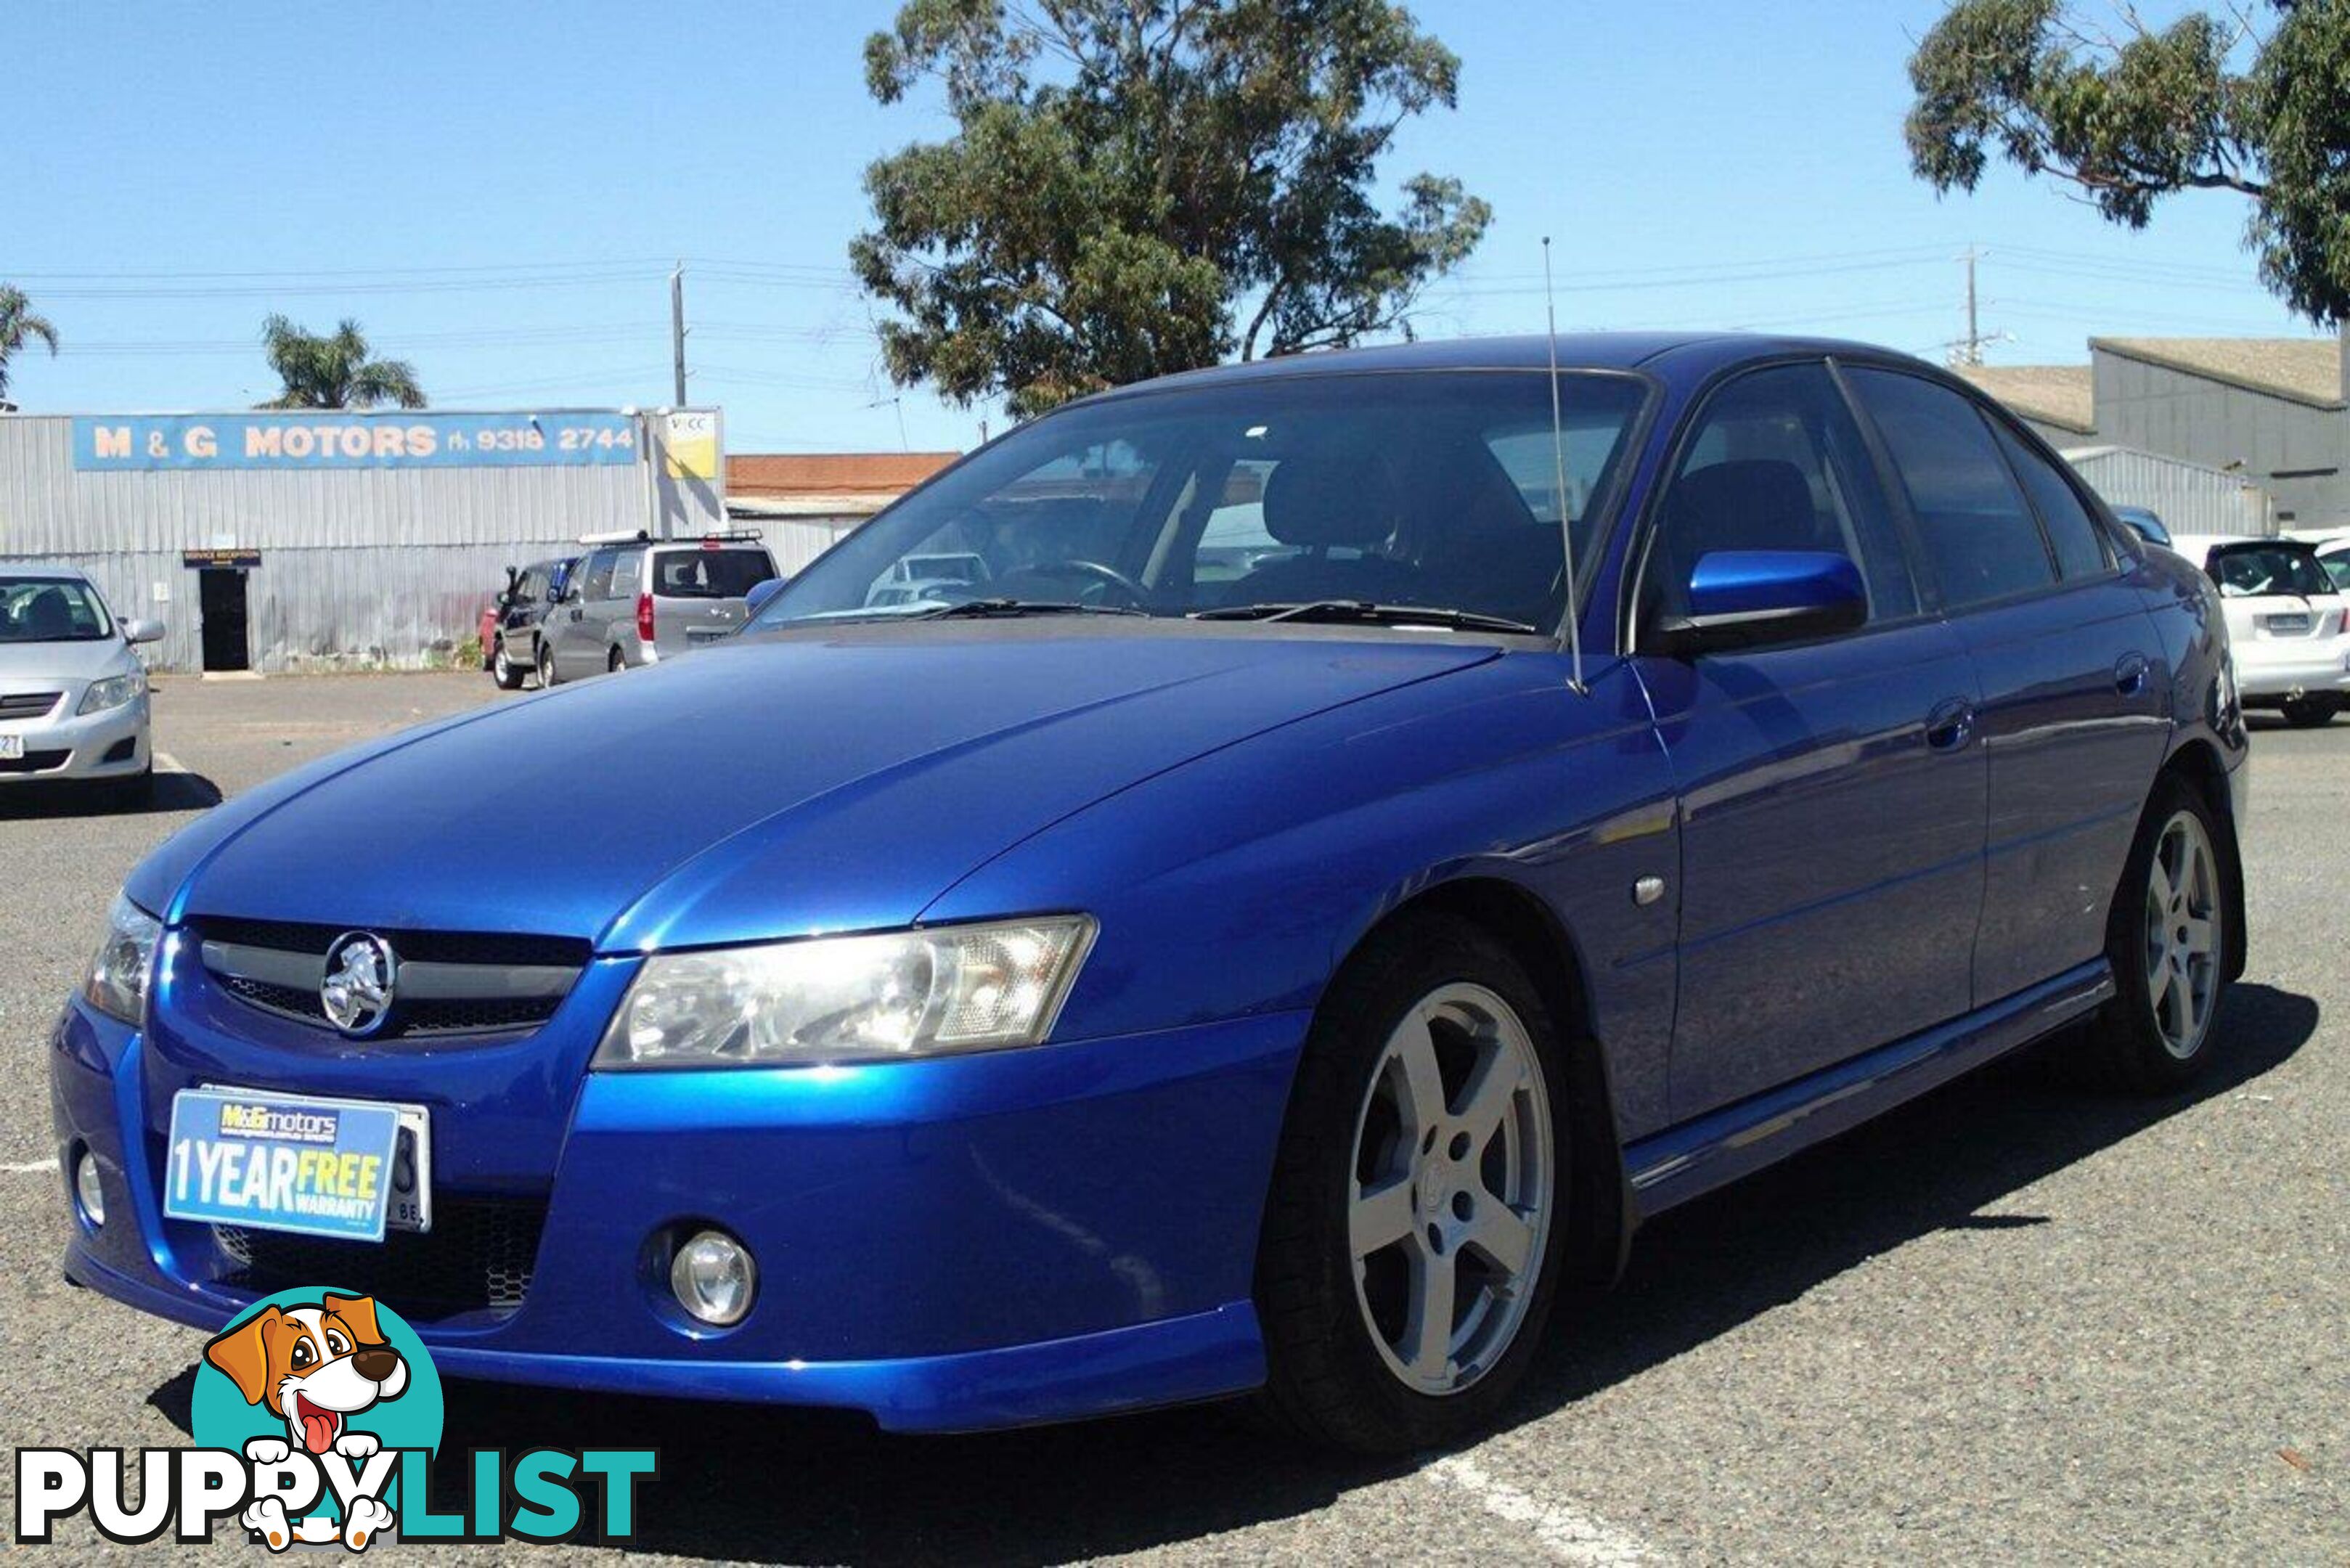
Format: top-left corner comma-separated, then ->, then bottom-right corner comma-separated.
1925,698 -> 1975,753
2114,652 -> 2150,696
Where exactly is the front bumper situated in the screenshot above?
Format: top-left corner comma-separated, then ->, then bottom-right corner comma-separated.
49,956 -> 1305,1433
0,693 -> 149,783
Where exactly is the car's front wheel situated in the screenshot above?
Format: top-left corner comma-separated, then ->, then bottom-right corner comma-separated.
491,640 -> 526,690
2091,774 -> 2231,1090
1254,913 -> 1567,1453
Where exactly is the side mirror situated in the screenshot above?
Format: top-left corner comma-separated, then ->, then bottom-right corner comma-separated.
1653,550 -> 1866,657
744,578 -> 785,617
122,618 -> 166,645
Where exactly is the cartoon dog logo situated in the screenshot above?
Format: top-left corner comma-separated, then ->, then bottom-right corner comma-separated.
204,1293 -> 406,1550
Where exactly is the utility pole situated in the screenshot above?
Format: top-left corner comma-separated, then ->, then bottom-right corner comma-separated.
1951,246 -> 1991,367
670,261 -> 688,407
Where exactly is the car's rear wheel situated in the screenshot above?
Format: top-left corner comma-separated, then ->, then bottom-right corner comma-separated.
537,643 -> 559,688
2090,774 -> 2230,1090
491,639 -> 526,690
608,646 -> 626,674
1254,913 -> 1566,1453
2280,695 -> 2339,727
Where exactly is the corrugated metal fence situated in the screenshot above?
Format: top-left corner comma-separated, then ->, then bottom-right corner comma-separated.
2062,444 -> 2276,539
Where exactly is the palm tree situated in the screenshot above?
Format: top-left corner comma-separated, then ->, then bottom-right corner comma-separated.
258,315 -> 425,409
0,285 -> 61,403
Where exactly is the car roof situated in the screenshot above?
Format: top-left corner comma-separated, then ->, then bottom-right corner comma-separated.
1076,331 -> 1938,404
0,563 -> 93,583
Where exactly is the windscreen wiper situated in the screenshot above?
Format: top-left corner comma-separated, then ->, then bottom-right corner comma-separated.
1191,600 -> 1541,634
916,597 -> 1150,620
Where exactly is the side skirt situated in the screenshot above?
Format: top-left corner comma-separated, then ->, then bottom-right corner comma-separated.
1624,960 -> 2115,1219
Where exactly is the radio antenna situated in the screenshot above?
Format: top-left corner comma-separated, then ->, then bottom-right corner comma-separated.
1543,237 -> 1587,695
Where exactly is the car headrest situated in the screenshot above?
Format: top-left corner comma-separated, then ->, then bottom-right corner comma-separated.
1668,460 -> 1824,556
22,588 -> 72,638
1262,455 -> 1402,550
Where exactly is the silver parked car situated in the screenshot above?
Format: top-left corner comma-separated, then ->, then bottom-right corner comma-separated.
539,534 -> 778,683
0,568 -> 164,802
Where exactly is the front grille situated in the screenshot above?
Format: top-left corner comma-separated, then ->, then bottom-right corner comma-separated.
195,917 -> 589,1041
196,917 -> 589,969
213,1199 -> 546,1321
0,749 -> 70,775
0,692 -> 61,721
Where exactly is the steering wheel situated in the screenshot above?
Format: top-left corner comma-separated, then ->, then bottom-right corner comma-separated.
1040,559 -> 1153,607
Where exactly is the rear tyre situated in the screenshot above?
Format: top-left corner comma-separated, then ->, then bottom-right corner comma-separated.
2280,695 -> 2339,727
1254,913 -> 1567,1453
537,644 -> 559,688
491,640 -> 526,690
608,646 -> 626,674
2089,773 -> 2231,1092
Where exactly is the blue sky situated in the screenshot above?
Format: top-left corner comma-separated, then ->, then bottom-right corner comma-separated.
3,1 -> 2314,453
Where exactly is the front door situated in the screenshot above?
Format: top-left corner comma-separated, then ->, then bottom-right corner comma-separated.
1631,362 -> 1986,1119
197,568 -> 250,672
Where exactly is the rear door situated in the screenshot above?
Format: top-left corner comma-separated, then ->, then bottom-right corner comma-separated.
1632,361 -> 1986,1117
648,545 -> 777,656
557,548 -> 618,671
1843,367 -> 2168,1003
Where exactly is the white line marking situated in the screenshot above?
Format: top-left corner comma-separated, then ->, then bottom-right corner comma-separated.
2,1158 -> 60,1175
154,751 -> 185,775
1424,1454 -> 1653,1564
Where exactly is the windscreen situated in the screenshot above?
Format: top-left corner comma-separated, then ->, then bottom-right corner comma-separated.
0,578 -> 114,642
751,371 -> 1649,632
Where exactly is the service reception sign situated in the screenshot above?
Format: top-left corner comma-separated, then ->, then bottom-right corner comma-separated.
72,411 -> 641,472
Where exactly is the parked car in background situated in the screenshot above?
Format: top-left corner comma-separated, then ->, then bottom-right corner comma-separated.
57,335 -> 2250,1455
541,533 -> 778,682
2315,535 -> 2350,592
2171,534 -> 2350,726
0,567 -> 164,802
488,556 -> 581,691
2109,505 -> 2173,549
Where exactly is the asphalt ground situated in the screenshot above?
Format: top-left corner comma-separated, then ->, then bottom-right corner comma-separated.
0,671 -> 2340,1564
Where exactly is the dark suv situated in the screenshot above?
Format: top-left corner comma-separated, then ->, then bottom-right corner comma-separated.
489,556 -> 581,690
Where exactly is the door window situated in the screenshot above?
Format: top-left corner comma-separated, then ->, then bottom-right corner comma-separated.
1648,363 -> 1917,624
577,549 -> 617,600
1990,423 -> 2109,579
1845,369 -> 2057,608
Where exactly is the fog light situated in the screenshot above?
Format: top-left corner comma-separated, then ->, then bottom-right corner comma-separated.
73,1151 -> 106,1229
669,1229 -> 754,1326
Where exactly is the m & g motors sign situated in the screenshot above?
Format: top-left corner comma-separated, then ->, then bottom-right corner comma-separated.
72,412 -> 640,472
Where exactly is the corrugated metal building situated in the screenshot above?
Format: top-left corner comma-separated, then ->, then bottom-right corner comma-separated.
2058,444 -> 2274,538
0,408 -> 723,674
725,451 -> 959,574
1955,364 -> 2097,449
2089,336 -> 2347,530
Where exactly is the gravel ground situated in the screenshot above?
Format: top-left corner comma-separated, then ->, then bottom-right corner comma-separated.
0,672 -> 2340,1564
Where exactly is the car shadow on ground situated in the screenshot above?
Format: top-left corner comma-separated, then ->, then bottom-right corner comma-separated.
143,984 -> 2316,1565
0,771 -> 223,820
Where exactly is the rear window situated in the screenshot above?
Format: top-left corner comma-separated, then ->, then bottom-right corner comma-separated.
2206,544 -> 2333,598
653,548 -> 775,599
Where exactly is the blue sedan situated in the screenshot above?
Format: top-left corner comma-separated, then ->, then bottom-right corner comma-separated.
52,334 -> 2246,1453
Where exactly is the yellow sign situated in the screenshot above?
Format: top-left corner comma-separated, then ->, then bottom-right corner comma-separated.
663,409 -> 719,481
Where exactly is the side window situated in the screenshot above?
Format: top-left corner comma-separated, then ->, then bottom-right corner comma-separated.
608,549 -> 643,600
1649,363 -> 1918,625
1990,422 -> 2110,579
578,549 -> 617,601
1844,369 -> 2056,608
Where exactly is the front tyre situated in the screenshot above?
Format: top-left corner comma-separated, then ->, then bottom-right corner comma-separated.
2091,775 -> 2231,1091
1254,914 -> 1566,1453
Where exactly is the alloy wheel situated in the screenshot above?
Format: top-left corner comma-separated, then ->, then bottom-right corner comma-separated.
1347,982 -> 1554,1396
2143,809 -> 2221,1060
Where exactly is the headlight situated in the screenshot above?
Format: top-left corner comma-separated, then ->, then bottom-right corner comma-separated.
84,895 -> 162,1025
77,671 -> 145,716
595,916 -> 1096,1069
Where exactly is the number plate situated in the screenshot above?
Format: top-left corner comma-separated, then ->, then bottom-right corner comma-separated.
2267,613 -> 2310,634
165,1087 -> 431,1241
0,735 -> 22,760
